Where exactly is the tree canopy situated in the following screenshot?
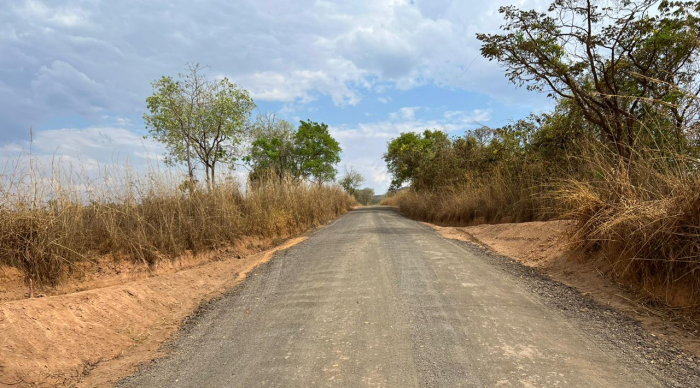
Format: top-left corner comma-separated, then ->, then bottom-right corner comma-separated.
294,120 -> 342,183
144,63 -> 256,190
477,0 -> 700,157
383,100 -> 591,192
246,117 -> 342,183
383,130 -> 456,191
354,188 -> 375,205
246,114 -> 297,181
338,166 -> 364,195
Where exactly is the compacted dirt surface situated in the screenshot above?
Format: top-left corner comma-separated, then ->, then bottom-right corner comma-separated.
117,207 -> 700,388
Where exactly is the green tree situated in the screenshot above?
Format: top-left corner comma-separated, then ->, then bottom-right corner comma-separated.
294,120 -> 342,183
246,114 -> 297,180
477,0 -> 700,157
354,187 -> 375,205
145,63 -> 256,190
245,117 -> 342,183
338,166 -> 364,195
383,132 -> 428,190
383,130 -> 456,191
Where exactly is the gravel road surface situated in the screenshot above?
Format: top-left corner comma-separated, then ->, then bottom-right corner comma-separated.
118,207 -> 697,387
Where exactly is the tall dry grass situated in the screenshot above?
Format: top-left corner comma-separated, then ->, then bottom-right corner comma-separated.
382,141 -> 700,311
557,146 -> 700,310
0,155 -> 353,287
381,166 -> 556,225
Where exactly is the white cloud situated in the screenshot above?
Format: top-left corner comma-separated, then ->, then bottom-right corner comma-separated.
377,96 -> 392,104
389,106 -> 421,121
30,60 -> 110,117
0,0 -> 547,140
26,127 -> 165,170
237,66 -> 365,106
443,109 -> 492,124
115,117 -> 132,126
17,0 -> 93,28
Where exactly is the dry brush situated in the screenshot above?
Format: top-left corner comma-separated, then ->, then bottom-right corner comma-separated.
0,155 -> 353,288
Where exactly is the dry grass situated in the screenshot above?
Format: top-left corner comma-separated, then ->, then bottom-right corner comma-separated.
556,147 -> 700,311
383,143 -> 700,311
381,167 -> 555,225
0,155 -> 353,287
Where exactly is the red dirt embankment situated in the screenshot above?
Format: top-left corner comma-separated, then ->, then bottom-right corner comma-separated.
0,237 -> 306,388
429,220 -> 700,356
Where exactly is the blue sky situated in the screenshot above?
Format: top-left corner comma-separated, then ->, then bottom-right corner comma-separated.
0,0 -> 551,193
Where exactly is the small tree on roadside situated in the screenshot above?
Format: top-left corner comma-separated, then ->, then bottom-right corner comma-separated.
294,120 -> 342,183
338,166 -> 364,195
144,63 -> 256,190
245,117 -> 342,183
354,187 -> 375,205
383,130 -> 456,191
246,113 -> 297,181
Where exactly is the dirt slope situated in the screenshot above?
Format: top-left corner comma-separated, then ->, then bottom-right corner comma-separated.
428,220 -> 700,356
0,237 -> 306,388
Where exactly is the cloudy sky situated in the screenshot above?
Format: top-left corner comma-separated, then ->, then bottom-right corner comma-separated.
0,0 -> 551,193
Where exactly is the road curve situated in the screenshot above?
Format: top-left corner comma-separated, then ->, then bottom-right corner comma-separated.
118,207 -> 667,388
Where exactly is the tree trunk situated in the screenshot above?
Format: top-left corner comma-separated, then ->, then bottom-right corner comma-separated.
186,142 -> 195,187
205,167 -> 212,192
211,162 -> 216,189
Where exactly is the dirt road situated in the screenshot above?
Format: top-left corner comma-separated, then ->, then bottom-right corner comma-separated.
117,207 -> 696,387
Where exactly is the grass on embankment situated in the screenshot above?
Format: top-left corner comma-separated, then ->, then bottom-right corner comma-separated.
0,156 -> 353,289
383,148 -> 700,314
558,148 -> 700,310
381,167 -> 555,225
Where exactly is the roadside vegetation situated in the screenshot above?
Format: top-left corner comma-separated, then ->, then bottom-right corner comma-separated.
383,0 -> 700,311
1,65 -> 352,290
338,166 -> 377,205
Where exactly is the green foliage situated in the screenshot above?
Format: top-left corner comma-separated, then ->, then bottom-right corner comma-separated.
354,187 -> 375,205
294,120 -> 342,183
144,75 -> 193,170
246,114 -> 297,181
245,117 -> 342,183
383,130 -> 456,190
144,64 -> 256,189
477,0 -> 700,157
338,166 -> 364,195
383,100 -> 590,193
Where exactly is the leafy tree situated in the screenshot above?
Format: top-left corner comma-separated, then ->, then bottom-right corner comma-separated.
294,120 -> 342,183
145,63 -> 256,190
477,0 -> 700,157
383,130 -> 458,191
383,99 -> 592,192
245,117 -> 342,183
246,114 -> 297,180
354,187 -> 376,205
338,166 -> 364,195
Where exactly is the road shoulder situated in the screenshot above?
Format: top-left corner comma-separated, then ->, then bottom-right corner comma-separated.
431,225 -> 700,388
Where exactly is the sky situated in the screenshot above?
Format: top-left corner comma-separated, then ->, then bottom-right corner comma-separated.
0,0 -> 552,193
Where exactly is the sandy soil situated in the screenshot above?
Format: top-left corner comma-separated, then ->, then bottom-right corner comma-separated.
428,220 -> 700,357
0,236 -> 306,388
